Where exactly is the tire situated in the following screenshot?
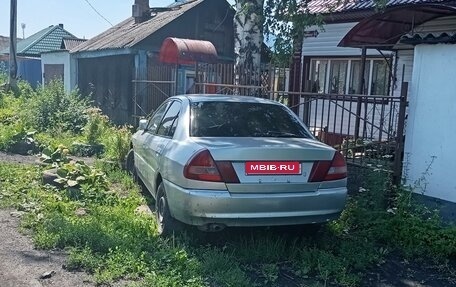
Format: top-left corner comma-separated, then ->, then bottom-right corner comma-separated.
155,182 -> 182,236
125,149 -> 137,181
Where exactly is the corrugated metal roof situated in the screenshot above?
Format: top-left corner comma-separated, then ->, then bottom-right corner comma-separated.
1,25 -> 75,56
401,31 -> 456,43
71,0 -> 204,53
307,0 -> 454,14
61,37 -> 87,50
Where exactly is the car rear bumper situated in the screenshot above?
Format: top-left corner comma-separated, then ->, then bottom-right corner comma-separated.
163,179 -> 347,227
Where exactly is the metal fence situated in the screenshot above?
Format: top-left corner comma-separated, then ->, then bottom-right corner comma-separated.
132,62 -> 407,181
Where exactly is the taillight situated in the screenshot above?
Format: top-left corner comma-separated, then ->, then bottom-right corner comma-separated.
215,161 -> 240,183
309,151 -> 347,182
184,150 -> 239,183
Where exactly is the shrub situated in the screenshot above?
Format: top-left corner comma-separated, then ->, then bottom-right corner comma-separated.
102,125 -> 132,164
22,80 -> 90,133
84,107 -> 109,145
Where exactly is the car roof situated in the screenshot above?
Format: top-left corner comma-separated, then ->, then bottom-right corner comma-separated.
173,94 -> 282,105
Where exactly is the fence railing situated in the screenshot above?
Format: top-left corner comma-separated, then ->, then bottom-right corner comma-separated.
132,62 -> 407,180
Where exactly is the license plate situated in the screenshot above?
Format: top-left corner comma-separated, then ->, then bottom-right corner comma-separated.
245,161 -> 301,175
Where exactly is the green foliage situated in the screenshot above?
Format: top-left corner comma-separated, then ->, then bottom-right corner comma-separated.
84,107 -> 109,145
34,132 -> 84,152
0,121 -> 25,151
101,125 -> 132,164
53,161 -> 108,191
70,142 -> 105,157
40,145 -> 70,166
21,79 -> 90,133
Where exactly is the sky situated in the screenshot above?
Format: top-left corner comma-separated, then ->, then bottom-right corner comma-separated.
0,0 -> 180,39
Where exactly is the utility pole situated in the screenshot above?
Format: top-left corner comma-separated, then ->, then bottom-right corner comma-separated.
9,0 -> 19,93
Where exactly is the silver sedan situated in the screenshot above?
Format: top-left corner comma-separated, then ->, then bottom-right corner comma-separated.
126,95 -> 347,235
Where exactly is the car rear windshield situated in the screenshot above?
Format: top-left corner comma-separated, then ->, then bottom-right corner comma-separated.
190,101 -> 312,138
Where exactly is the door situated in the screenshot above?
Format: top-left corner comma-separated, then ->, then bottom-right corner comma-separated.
134,100 -> 172,192
43,64 -> 64,84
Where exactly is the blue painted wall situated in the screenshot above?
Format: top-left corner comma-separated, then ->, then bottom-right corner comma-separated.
0,58 -> 42,88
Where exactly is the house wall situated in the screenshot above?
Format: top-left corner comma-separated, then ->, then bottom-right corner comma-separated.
299,16 -> 456,144
404,44 -> 456,203
41,51 -> 72,91
300,22 -> 396,141
302,22 -> 385,57
77,55 -> 134,124
1,57 -> 41,88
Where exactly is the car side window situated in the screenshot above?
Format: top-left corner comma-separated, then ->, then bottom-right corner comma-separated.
146,101 -> 171,134
156,101 -> 181,138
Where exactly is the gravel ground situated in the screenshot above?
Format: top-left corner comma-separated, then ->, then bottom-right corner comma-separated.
0,209 -> 94,287
0,151 -> 40,165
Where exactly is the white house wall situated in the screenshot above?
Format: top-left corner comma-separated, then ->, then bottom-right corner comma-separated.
41,51 -> 71,92
404,44 -> 456,203
302,22 -> 384,57
300,16 -> 456,146
392,50 -> 414,97
414,15 -> 456,33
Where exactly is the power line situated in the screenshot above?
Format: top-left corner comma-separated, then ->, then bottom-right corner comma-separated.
82,0 -> 113,26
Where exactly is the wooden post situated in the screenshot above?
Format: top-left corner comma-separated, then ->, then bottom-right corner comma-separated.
354,46 -> 367,139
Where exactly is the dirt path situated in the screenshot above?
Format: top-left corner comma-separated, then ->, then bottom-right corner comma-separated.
0,209 -> 94,287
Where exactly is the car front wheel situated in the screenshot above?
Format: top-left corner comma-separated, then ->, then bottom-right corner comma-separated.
125,148 -> 137,179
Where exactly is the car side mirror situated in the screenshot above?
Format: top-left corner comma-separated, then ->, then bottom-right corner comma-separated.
138,119 -> 148,131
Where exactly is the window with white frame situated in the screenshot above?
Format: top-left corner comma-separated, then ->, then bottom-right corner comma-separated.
309,58 -> 390,95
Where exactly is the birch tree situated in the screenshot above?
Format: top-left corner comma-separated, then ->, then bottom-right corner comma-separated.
234,0 -> 264,89
233,0 -> 389,85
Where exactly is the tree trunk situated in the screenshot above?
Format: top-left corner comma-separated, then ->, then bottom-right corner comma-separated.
234,0 -> 264,95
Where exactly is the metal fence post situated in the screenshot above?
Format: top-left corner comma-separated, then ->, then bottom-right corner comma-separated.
393,82 -> 408,185
354,47 -> 367,139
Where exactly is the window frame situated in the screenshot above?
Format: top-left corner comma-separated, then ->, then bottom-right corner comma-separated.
309,57 -> 391,96
155,100 -> 182,139
145,100 -> 173,135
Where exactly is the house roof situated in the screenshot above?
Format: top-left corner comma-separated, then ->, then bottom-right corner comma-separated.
401,31 -> 456,44
338,3 -> 456,48
61,37 -> 86,50
307,0 -> 455,14
71,0 -> 205,53
1,25 -> 75,57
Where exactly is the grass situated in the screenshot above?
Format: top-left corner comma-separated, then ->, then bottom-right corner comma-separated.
1,161 -> 455,287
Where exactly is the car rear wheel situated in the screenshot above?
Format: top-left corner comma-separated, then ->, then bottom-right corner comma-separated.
155,182 -> 182,236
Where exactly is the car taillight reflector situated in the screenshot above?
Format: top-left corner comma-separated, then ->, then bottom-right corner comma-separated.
215,161 -> 240,183
184,150 -> 240,183
309,151 -> 347,182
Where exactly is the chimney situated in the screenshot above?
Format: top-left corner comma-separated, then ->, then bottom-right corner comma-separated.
58,23 -> 64,28
132,0 -> 150,23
